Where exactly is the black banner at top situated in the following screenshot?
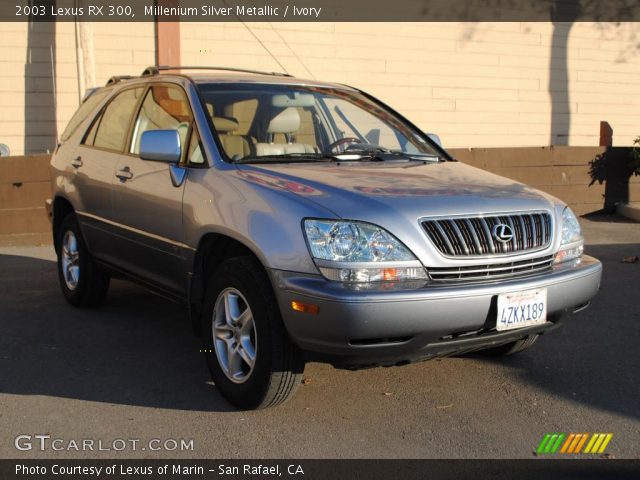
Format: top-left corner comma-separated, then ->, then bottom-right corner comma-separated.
5,0 -> 640,22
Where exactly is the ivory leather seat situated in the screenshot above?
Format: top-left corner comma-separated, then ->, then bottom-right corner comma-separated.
212,116 -> 252,160
254,108 -> 316,156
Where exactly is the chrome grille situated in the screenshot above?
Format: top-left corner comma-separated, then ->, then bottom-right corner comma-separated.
422,212 -> 552,257
428,255 -> 554,282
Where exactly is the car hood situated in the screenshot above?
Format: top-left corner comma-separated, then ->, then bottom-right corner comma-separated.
234,160 -> 563,267
235,160 -> 559,220
236,161 -> 562,267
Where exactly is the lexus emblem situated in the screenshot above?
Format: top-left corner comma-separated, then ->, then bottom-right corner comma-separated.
492,223 -> 514,243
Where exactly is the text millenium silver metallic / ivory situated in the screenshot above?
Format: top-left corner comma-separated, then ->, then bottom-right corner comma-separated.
146,5 -> 323,19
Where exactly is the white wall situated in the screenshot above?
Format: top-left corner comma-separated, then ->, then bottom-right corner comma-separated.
181,21 -> 640,148
0,21 -> 155,155
1,21 -> 639,154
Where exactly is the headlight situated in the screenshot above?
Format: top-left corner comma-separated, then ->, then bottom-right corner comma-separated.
555,207 -> 584,264
303,219 -> 427,282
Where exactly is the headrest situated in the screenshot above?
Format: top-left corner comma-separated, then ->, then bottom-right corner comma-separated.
206,103 -> 214,117
213,116 -> 239,133
267,108 -> 300,134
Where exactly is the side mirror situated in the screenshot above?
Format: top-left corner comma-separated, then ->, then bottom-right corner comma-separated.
427,133 -> 442,148
140,130 -> 181,163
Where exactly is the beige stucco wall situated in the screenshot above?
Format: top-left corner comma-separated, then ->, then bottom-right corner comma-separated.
1,21 -> 639,155
181,22 -> 640,148
0,21 -> 155,155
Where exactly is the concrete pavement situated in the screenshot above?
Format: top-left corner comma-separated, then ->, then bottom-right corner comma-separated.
0,216 -> 638,459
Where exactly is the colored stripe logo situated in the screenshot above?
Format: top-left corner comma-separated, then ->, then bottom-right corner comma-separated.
536,433 -> 613,455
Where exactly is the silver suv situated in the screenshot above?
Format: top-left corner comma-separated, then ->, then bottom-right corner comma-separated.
48,66 -> 602,409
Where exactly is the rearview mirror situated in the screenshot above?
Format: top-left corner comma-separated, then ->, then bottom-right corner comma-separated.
272,92 -> 315,108
427,133 -> 442,148
140,130 -> 181,163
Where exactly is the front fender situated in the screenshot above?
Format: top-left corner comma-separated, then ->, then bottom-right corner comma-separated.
182,166 -> 335,274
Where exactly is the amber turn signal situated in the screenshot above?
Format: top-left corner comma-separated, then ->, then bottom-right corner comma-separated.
291,301 -> 320,315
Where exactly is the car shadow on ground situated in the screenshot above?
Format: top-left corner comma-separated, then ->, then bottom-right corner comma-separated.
467,242 -> 640,421
0,253 -> 236,413
0,242 -> 638,419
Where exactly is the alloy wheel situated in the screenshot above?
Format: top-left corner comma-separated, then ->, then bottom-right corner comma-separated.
61,230 -> 80,290
212,288 -> 257,384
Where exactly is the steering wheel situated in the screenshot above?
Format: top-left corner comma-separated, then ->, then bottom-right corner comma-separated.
325,137 -> 360,154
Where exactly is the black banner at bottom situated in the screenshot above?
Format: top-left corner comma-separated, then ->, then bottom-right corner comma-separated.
2,459 -> 638,480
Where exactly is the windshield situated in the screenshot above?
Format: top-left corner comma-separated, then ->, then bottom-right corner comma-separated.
197,83 -> 445,163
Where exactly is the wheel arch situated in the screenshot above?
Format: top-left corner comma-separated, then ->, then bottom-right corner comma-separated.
52,196 -> 75,253
189,232 -> 272,336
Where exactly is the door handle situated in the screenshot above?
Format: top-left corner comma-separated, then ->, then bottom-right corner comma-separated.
71,156 -> 83,168
115,167 -> 133,181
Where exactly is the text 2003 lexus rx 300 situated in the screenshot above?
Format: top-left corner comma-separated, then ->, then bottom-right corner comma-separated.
47,66 -> 602,409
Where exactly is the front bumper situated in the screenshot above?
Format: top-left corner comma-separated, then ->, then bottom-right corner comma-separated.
271,255 -> 602,368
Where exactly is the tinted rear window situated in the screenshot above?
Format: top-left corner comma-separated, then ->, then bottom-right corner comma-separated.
59,90 -> 110,142
91,87 -> 144,151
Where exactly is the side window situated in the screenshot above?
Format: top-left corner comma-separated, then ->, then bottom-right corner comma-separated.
88,87 -> 144,151
83,113 -> 101,146
129,85 -> 193,157
60,89 -> 109,142
186,126 -> 206,166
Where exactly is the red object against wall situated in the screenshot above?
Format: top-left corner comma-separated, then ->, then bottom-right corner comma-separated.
155,0 -> 180,66
599,121 -> 613,147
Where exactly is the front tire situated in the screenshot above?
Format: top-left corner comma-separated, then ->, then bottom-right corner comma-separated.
202,257 -> 304,409
56,213 -> 110,308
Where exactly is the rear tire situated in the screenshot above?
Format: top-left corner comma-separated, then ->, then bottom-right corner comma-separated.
477,334 -> 539,356
201,256 -> 304,409
56,213 -> 110,308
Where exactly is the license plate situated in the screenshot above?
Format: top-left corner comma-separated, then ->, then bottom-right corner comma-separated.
496,288 -> 547,331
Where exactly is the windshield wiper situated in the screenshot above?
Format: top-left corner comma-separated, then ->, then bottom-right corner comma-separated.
389,150 -> 441,161
233,153 -> 332,164
332,148 -> 441,162
234,150 -> 440,164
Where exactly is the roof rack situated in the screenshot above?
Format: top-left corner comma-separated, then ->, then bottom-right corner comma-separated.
105,75 -> 134,86
141,65 -> 293,78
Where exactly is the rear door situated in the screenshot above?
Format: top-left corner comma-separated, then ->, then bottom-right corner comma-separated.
73,86 -> 144,262
110,83 -> 195,296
